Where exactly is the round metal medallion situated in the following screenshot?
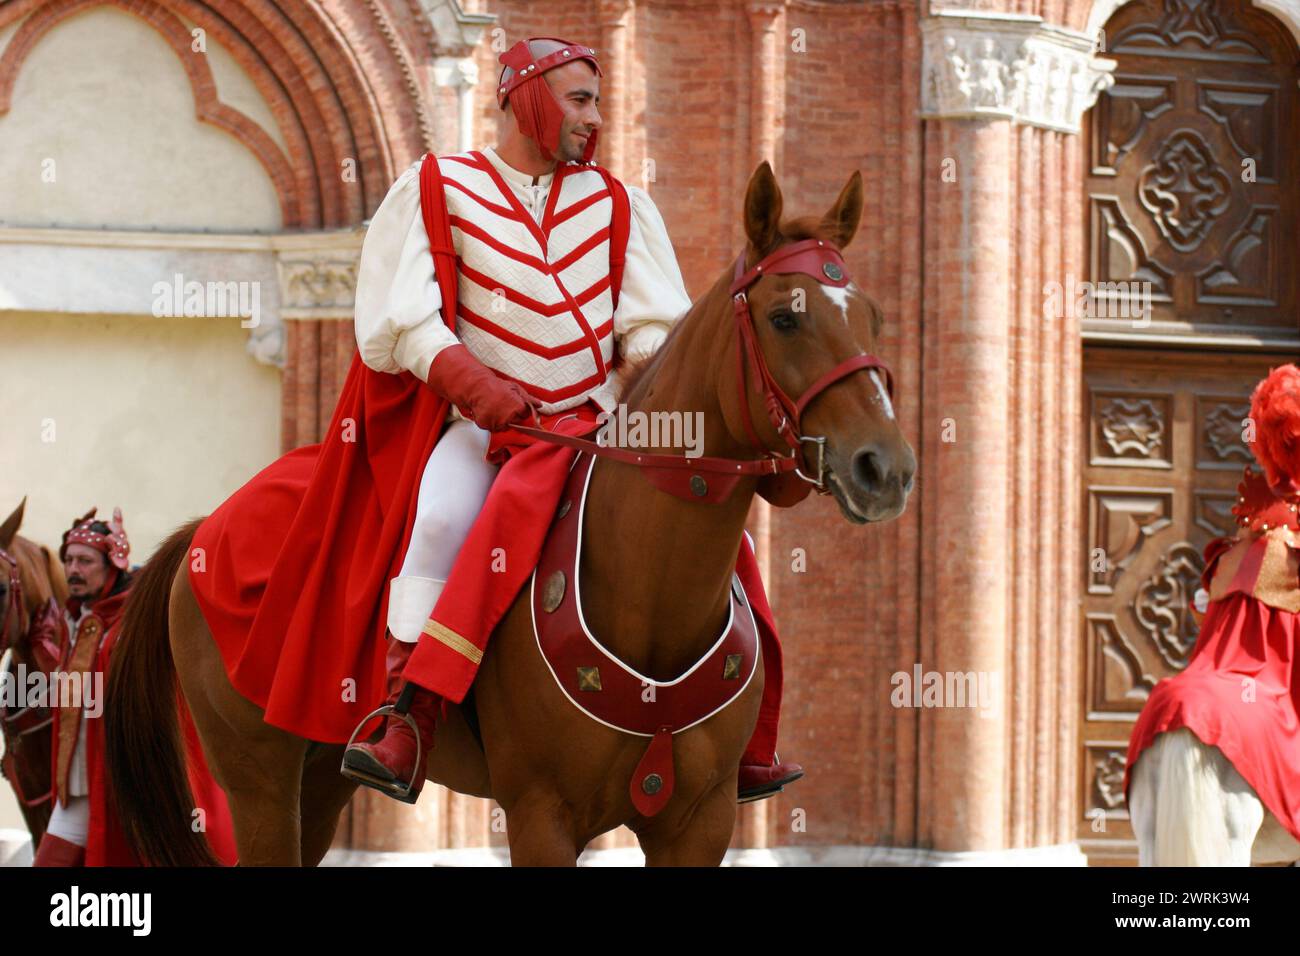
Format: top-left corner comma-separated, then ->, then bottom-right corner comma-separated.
822,262 -> 844,281
641,773 -> 663,796
542,570 -> 566,613
690,475 -> 708,497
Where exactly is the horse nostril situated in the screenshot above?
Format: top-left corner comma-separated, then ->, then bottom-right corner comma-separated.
851,447 -> 885,493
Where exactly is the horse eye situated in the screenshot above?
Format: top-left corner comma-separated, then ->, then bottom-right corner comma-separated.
769,310 -> 798,332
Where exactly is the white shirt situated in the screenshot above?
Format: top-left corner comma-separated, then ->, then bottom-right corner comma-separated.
352,147 -> 691,398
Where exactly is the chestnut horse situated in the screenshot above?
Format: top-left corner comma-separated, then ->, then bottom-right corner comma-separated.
105,162 -> 915,866
0,498 -> 69,848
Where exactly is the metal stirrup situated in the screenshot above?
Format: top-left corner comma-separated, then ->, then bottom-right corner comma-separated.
341,703 -> 424,799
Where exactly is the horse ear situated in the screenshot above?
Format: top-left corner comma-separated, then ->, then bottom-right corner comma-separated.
820,170 -> 864,249
743,162 -> 783,256
0,497 -> 26,550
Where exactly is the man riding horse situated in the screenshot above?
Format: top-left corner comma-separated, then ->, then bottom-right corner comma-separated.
331,36 -> 802,804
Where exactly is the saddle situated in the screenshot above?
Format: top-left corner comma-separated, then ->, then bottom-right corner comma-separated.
530,450 -> 760,816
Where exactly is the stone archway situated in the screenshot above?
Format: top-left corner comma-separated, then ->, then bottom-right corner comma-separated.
0,0 -> 450,226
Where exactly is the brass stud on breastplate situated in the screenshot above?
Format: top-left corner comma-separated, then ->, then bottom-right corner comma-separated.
543,570 -> 566,613
577,666 -> 602,692
723,653 -> 743,680
641,773 -> 663,795
690,475 -> 708,497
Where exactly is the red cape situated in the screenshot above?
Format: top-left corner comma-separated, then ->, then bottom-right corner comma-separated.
189,360 -> 451,742
1125,591 -> 1300,842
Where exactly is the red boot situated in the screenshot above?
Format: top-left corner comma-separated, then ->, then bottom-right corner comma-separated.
33,833 -> 86,867
340,638 -> 441,804
738,757 -> 804,803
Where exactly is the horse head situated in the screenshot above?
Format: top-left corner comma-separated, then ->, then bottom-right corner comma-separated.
721,162 -> 915,523
0,498 -> 68,660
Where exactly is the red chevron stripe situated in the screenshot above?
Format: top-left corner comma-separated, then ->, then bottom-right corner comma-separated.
551,227 -> 611,273
449,215 -> 549,273
458,304 -> 610,359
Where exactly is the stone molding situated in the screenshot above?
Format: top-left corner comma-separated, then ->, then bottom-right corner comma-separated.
921,10 -> 1117,133
0,225 -> 364,369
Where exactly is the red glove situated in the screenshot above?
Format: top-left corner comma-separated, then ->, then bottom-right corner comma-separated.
427,344 -> 539,432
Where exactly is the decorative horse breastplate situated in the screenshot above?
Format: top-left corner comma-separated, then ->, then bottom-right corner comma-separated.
530,451 -> 760,816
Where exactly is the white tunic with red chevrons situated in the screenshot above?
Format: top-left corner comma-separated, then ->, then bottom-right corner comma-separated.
354,146 -> 691,416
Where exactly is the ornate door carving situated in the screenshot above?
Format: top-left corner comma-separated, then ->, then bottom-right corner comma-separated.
1085,0 -> 1299,342
1079,0 -> 1299,864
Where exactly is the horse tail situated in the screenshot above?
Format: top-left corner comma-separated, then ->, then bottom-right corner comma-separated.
105,518 -> 218,866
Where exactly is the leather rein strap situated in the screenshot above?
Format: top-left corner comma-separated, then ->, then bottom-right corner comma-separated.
514,237 -> 894,498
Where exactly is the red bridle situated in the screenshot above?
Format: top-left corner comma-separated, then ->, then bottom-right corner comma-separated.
0,545 -> 57,809
0,547 -> 22,654
513,238 -> 895,500
730,238 -> 894,492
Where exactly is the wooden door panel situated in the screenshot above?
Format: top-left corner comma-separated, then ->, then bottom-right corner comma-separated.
1086,0 -> 1299,340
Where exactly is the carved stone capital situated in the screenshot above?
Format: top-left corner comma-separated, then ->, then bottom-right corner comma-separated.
432,55 -> 479,89
746,1 -> 785,28
261,228 -> 365,368
596,0 -> 634,28
921,10 -> 1116,134
421,0 -> 495,58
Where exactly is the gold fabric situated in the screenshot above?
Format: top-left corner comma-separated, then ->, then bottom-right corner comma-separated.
54,616 -> 101,804
1207,527 -> 1300,614
421,619 -> 483,664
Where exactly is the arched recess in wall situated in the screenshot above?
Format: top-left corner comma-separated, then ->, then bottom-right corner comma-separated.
0,0 -> 438,227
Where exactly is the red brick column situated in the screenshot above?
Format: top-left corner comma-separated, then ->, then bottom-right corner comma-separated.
596,0 -> 634,180
919,116 -> 1014,851
746,1 -> 785,170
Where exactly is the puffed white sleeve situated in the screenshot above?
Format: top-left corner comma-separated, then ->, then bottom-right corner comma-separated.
353,158 -> 459,382
613,186 -> 692,365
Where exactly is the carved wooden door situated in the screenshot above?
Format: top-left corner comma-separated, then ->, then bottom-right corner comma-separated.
1079,0 -> 1299,864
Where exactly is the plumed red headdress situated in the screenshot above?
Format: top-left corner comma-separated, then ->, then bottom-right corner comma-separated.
60,506 -> 130,572
1248,363 -> 1300,496
496,37 -> 602,163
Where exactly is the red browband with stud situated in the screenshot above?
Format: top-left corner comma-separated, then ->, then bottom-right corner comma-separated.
496,41 -> 602,109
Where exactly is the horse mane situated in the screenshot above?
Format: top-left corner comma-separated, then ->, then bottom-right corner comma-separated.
11,535 -> 66,609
